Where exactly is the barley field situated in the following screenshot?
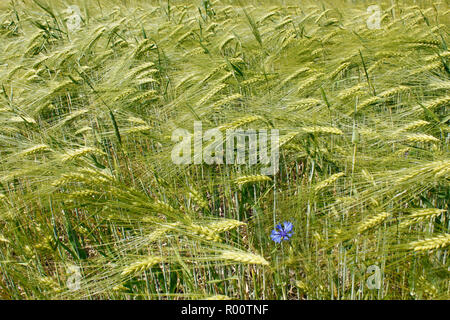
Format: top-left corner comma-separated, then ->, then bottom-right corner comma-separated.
0,0 -> 449,300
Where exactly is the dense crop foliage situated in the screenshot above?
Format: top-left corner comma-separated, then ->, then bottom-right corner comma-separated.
0,0 -> 448,299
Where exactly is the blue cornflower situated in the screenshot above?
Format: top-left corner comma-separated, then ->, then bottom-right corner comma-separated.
270,221 -> 293,243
